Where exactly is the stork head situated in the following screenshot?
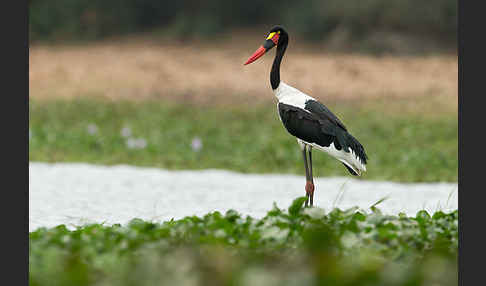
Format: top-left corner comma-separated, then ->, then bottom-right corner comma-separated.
244,25 -> 287,65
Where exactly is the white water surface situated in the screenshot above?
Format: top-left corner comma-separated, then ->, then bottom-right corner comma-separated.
29,162 -> 457,232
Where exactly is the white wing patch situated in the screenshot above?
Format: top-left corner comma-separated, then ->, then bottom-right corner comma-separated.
298,139 -> 367,176
317,142 -> 367,175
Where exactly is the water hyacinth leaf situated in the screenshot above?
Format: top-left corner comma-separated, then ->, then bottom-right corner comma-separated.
267,203 -> 283,217
416,210 -> 431,223
29,201 -> 458,286
432,211 -> 446,220
288,196 -> 308,216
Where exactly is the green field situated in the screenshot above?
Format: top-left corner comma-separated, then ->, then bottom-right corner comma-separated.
29,198 -> 458,286
29,96 -> 457,182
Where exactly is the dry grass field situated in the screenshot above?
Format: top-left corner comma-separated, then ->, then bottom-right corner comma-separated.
29,37 -> 457,107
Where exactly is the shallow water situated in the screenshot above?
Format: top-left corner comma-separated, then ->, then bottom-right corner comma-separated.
29,162 -> 458,232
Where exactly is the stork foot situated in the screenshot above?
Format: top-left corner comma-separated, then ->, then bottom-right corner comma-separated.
305,181 -> 315,207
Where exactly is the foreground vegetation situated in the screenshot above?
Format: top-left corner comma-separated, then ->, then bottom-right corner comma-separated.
29,97 -> 457,182
29,197 -> 458,286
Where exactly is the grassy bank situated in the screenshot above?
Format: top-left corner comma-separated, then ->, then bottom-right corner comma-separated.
29,198 -> 458,286
29,96 -> 457,182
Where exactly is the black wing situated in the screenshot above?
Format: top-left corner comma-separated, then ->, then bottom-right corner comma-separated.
278,102 -> 368,165
278,103 -> 340,149
304,99 -> 347,131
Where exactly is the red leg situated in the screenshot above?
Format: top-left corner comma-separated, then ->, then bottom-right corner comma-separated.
305,181 -> 315,207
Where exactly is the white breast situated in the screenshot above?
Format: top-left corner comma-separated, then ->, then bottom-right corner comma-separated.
273,82 -> 315,109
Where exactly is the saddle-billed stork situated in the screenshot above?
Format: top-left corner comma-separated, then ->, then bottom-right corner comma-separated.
244,25 -> 368,207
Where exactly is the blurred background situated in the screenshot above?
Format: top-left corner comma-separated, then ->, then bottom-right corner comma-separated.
29,0 -> 458,182
29,0 -> 456,53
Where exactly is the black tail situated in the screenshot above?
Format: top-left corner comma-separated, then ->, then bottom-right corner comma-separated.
335,131 -> 368,165
345,132 -> 368,165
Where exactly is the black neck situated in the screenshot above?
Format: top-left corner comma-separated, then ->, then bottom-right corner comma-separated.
271,35 -> 288,90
